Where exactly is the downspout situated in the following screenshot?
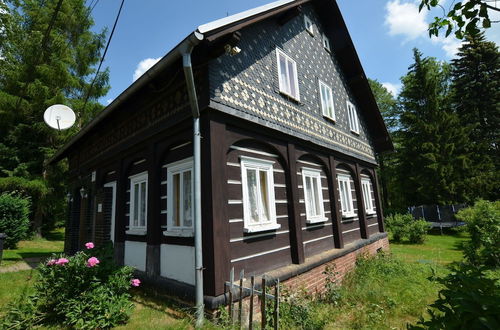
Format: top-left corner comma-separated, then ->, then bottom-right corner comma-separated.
178,31 -> 204,327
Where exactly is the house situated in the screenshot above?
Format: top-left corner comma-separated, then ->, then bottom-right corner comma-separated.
50,0 -> 392,309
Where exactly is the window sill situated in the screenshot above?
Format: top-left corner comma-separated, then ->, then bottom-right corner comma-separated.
244,223 -> 281,233
163,230 -> 194,237
342,214 -> 357,220
278,91 -> 300,103
323,115 -> 336,123
125,229 -> 147,236
366,212 -> 377,217
306,217 -> 328,224
350,130 -> 360,135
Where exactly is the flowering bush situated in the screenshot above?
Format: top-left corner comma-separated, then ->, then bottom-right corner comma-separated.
2,242 -> 139,329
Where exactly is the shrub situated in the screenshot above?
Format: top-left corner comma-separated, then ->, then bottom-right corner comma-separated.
0,193 -> 31,248
385,213 -> 410,242
321,265 -> 342,305
456,200 -> 500,267
407,219 -> 431,244
1,243 -> 139,329
276,286 -> 326,330
410,264 -> 500,329
385,213 -> 430,243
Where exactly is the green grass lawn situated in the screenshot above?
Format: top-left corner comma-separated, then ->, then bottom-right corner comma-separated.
1,228 -> 65,268
0,229 -> 469,329
390,229 -> 468,265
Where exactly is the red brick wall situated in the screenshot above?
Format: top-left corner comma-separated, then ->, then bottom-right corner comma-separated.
283,236 -> 389,296
220,236 -> 390,320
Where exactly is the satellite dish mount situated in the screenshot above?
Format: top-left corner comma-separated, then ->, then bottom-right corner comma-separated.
44,104 -> 76,131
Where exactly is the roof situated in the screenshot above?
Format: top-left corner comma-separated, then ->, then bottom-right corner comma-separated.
50,0 -> 392,164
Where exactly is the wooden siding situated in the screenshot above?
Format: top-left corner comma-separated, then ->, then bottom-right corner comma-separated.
65,111 -> 386,298
226,143 -> 293,276
336,167 -> 362,244
296,158 -> 336,258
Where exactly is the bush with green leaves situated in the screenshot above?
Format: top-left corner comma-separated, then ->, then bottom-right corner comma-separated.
274,286 -> 326,330
385,213 -> 430,244
410,264 -> 500,329
0,192 -> 31,248
456,200 -> 500,267
1,243 -> 140,329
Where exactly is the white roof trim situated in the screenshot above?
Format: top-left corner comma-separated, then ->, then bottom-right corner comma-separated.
197,0 -> 295,34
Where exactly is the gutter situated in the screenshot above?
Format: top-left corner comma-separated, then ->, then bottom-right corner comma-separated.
177,31 -> 205,327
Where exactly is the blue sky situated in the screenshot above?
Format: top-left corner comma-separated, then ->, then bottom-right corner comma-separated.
89,0 -> 499,102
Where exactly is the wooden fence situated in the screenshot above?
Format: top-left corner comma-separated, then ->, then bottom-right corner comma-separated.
225,268 -> 280,329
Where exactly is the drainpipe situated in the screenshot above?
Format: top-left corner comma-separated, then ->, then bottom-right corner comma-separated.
179,31 -> 204,327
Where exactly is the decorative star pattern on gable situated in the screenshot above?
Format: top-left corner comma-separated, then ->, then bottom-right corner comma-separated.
209,4 -> 376,162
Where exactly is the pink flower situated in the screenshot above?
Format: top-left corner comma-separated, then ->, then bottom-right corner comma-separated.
85,242 -> 95,249
55,258 -> 69,265
47,259 -> 57,266
86,257 -> 100,267
130,279 -> 141,287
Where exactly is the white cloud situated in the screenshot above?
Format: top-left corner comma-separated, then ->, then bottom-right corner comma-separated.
432,36 -> 463,58
106,98 -> 114,105
485,9 -> 500,46
133,57 -> 160,81
385,0 -> 428,41
382,82 -> 402,97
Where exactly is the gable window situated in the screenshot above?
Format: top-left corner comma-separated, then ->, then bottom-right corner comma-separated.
319,81 -> 335,121
302,168 -> 327,223
347,100 -> 360,134
129,172 -> 148,233
361,178 -> 375,215
304,15 -> 314,35
337,174 -> 355,218
240,156 -> 279,233
165,158 -> 193,236
276,49 -> 300,100
322,34 -> 331,51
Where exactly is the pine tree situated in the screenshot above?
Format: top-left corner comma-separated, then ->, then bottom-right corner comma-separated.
368,79 -> 405,211
450,33 -> 499,200
397,49 -> 472,206
0,0 -> 110,233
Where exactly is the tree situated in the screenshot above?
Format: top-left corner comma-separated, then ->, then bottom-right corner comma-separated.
450,33 -> 499,200
419,0 -> 499,39
0,0 -> 110,234
368,79 -> 405,212
397,49 -> 472,206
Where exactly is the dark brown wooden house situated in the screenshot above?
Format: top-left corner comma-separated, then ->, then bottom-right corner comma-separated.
51,0 -> 392,309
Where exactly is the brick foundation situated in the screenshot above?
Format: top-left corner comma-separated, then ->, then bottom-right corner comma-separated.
282,235 -> 389,296
217,234 -> 389,321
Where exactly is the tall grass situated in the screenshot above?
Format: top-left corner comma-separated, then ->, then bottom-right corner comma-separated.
277,253 -> 446,329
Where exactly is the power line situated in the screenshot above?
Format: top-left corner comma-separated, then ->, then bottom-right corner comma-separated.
80,0 -> 125,123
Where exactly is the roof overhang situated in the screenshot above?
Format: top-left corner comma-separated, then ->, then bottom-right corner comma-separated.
49,0 -> 392,164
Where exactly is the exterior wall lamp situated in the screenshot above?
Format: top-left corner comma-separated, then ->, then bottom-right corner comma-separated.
80,187 -> 88,199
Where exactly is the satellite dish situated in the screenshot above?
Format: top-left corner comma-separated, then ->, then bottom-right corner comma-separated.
43,104 -> 76,131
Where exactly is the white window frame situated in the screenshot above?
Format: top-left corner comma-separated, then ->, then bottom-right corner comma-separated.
276,48 -> 300,101
301,167 -> 327,223
127,172 -> 148,235
361,178 -> 375,215
347,100 -> 360,134
319,80 -> 336,121
337,174 -> 355,218
322,33 -> 331,52
164,157 -> 194,237
240,156 -> 280,233
304,15 -> 314,35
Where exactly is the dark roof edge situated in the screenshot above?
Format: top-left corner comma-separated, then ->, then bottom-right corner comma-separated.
49,0 -> 392,163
